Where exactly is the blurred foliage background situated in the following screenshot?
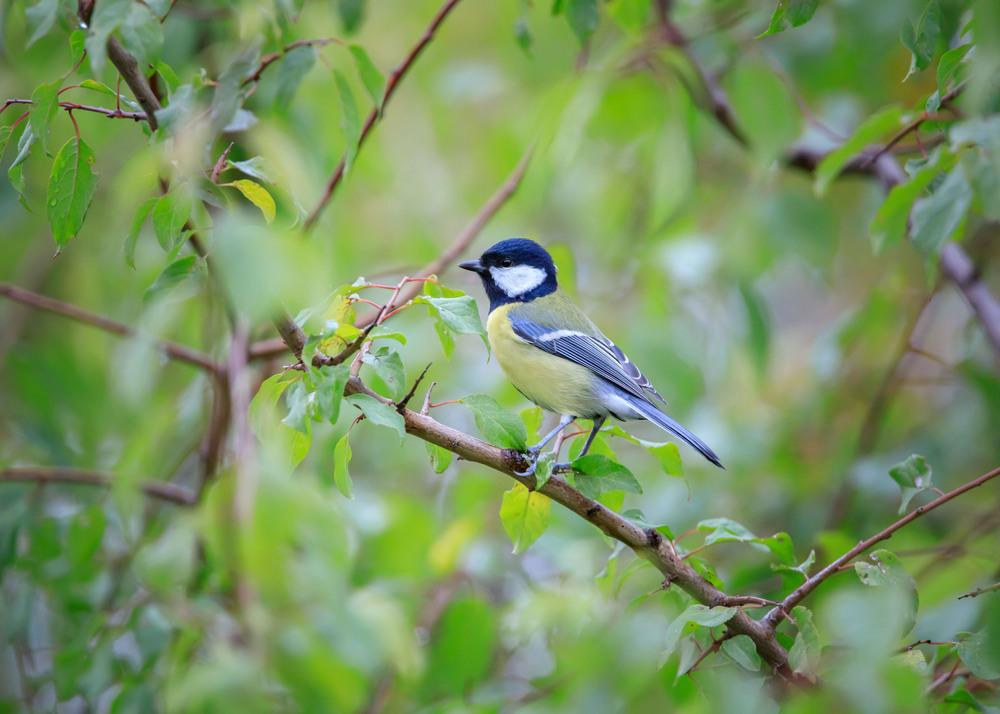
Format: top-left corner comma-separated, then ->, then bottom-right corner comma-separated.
1,0 -> 999,711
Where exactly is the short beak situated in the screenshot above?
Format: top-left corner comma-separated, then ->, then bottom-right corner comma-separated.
458,259 -> 484,274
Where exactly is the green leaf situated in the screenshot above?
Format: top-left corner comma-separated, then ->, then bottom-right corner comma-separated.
566,0 -> 599,44
79,80 -> 142,111
520,406 -> 544,443
46,137 -> 99,253
336,0 -> 367,33
956,629 -> 1000,680
348,45 -> 386,110
0,126 -> 10,165
26,0 -> 59,47
281,380 -> 312,433
415,295 -> 487,337
125,197 -> 157,269
313,362 -> 351,424
227,179 -> 275,224
143,255 -> 206,304
663,605 -> 737,659
152,188 -> 192,253
275,46 -> 317,111
901,0 -> 941,81
249,372 -> 292,439
154,83 -> 194,134
8,128 -> 36,209
911,164 -> 972,254
871,148 -> 956,253
937,44 -> 973,91
362,346 -> 406,401
29,80 -> 60,155
697,517 -> 757,546
85,0 -> 132,74
332,433 -> 354,499
571,454 -> 641,498
855,549 -> 919,636
346,393 -> 406,440
722,635 -> 761,672
772,549 -> 816,581
119,2 -> 164,68
815,106 -> 904,195
229,156 -> 278,184
788,605 -> 820,675
647,442 -> 684,479
425,442 -> 452,474
888,454 -> 933,514
499,482 -> 550,554
528,452 -> 554,491
758,0 -> 819,37
459,393 -> 527,449
334,70 -> 362,175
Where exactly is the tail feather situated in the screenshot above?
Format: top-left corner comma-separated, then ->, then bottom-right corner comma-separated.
623,394 -> 724,469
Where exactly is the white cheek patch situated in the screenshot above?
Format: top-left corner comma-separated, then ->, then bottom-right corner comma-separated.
489,265 -> 547,297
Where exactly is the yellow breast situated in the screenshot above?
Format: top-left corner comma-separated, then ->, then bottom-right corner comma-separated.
486,304 -> 601,418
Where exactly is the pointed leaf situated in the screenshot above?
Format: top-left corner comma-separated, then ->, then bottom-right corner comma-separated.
29,80 -> 61,155
313,362 -> 351,424
788,606 -> 820,676
459,393 -> 527,449
572,454 -> 641,498
888,454 -> 933,513
362,346 -> 406,401
125,197 -> 157,268
334,70 -> 361,175
26,0 -> 59,47
346,393 -> 406,440
722,635 -> 761,672
663,605 -> 737,659
911,165 -> 972,254
815,106 -> 904,194
46,137 -> 99,253
348,44 -> 386,110
275,46 -> 317,111
229,156 -> 278,184
227,179 -> 275,224
332,433 -> 354,499
499,483 -> 550,554
143,255 -> 206,304
425,442 -> 452,473
152,189 -> 192,253
758,0 -> 819,37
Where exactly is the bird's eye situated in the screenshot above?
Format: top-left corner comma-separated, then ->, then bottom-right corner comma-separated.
500,258 -> 513,268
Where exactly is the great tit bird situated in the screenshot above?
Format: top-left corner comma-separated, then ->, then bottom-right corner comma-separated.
459,238 -> 723,474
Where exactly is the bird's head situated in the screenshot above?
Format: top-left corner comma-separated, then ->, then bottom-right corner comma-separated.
459,238 -> 558,310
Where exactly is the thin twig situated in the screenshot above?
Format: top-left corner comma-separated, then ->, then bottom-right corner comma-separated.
210,141 -> 235,184
958,582 -> 1000,600
0,467 -> 196,506
765,465 -> 1000,629
1,98 -> 146,121
397,363 -> 432,411
304,0 -> 467,229
0,283 -> 219,373
242,38 -> 339,88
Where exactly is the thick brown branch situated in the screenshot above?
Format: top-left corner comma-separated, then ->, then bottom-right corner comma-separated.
340,375 -> 801,682
765,465 -> 1000,628
0,467 -> 196,506
105,37 -> 161,131
0,283 -> 219,373
303,0 -> 466,230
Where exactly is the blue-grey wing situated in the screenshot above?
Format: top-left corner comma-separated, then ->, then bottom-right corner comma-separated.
509,317 -> 667,405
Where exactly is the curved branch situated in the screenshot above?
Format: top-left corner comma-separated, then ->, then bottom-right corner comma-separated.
0,283 -> 220,373
764,465 -> 1000,628
303,0 -> 467,230
341,376 -> 801,680
0,467 -> 196,506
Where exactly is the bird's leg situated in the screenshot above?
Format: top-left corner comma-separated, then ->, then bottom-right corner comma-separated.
514,414 -> 575,476
553,417 -> 605,473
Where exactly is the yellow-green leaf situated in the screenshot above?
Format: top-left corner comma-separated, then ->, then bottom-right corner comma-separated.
228,179 -> 275,224
499,483 -> 550,554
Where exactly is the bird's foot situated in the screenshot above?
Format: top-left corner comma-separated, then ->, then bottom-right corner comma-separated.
552,461 -> 575,474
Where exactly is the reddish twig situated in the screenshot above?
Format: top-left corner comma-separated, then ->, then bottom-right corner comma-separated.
210,141 -> 235,184
0,467 -> 196,506
0,283 -> 219,373
241,38 -> 339,89
304,0 -> 467,229
764,465 -> 1000,629
1,98 -> 146,121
